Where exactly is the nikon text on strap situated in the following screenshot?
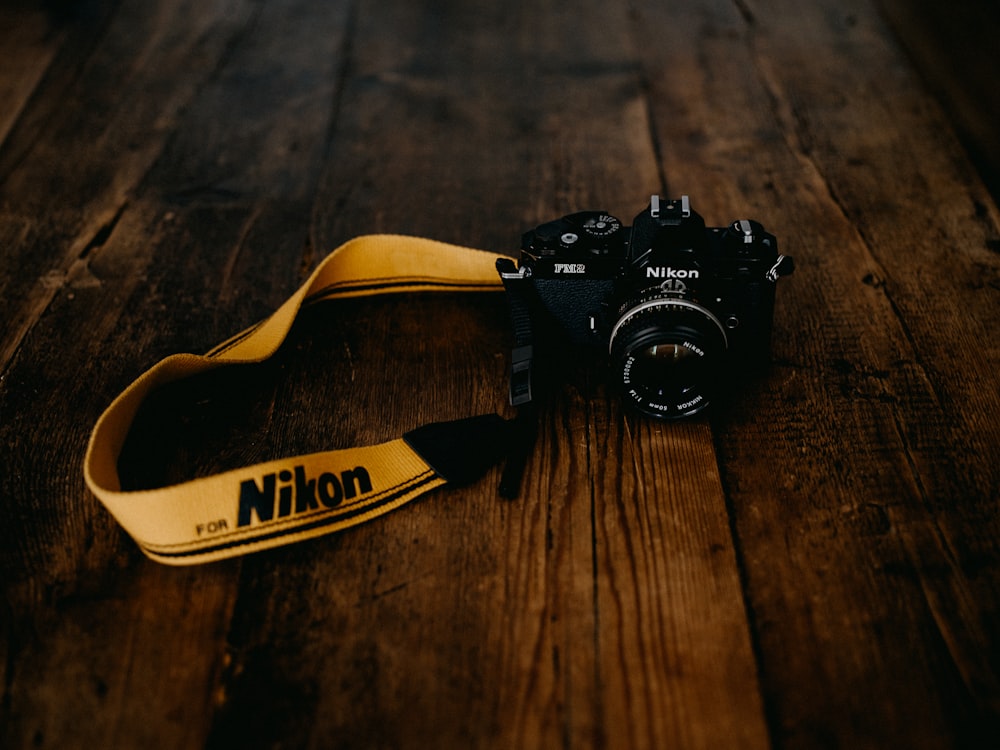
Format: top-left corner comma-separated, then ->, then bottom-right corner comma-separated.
84,235 -> 512,565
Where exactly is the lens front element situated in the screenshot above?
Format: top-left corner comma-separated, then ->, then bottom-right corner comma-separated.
609,298 -> 728,418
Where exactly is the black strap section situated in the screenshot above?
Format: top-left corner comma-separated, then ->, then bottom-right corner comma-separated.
496,258 -> 535,406
497,404 -> 538,499
404,414 -> 511,486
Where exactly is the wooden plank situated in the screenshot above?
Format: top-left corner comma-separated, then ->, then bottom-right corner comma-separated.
0,4 -> 66,149
1,1 -> 352,747
0,0 -> 256,368
0,0 -> 265,578
1,563 -> 240,748
878,0 -> 1000,201
631,0 -> 1000,745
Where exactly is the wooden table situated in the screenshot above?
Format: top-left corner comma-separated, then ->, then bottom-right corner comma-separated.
2,1 -> 998,747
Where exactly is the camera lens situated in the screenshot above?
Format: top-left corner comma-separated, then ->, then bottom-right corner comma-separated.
609,298 -> 728,418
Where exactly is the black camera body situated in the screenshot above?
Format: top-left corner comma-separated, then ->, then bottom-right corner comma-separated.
497,195 -> 793,418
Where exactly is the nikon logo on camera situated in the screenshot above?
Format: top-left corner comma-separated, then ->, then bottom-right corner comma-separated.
236,465 -> 374,527
646,266 -> 700,280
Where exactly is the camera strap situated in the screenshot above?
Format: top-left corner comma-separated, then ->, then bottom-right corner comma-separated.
84,234 -> 514,566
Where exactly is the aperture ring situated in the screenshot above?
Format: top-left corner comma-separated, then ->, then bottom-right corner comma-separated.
608,297 -> 729,354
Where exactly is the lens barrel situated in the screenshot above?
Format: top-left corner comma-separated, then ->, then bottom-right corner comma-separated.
609,298 -> 728,418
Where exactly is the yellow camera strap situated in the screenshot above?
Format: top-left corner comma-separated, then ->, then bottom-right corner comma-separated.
84,234 -> 511,565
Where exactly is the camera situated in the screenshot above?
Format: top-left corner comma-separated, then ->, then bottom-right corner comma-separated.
497,195 -> 794,418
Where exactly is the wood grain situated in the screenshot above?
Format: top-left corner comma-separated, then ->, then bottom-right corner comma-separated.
1,0 -> 998,748
0,4 -> 66,149
633,0 -> 1000,744
879,0 -> 1000,201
